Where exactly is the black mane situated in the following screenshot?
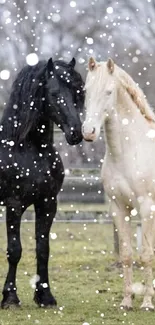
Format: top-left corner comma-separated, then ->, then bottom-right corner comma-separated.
1,61 -> 50,144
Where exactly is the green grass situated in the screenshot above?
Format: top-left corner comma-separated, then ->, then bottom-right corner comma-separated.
0,222 -> 155,324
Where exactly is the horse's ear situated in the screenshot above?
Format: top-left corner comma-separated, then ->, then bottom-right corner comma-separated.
88,57 -> 97,71
69,57 -> 76,68
107,58 -> 114,74
47,58 -> 54,77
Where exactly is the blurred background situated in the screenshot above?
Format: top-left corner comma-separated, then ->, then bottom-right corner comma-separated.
0,0 -> 154,169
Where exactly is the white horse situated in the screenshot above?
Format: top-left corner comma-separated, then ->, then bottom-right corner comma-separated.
82,57 -> 155,310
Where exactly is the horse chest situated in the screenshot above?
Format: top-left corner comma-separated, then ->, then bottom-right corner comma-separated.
101,159 -> 136,204
0,150 -> 64,201
101,155 -> 155,207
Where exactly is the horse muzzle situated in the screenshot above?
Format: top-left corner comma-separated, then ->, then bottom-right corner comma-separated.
82,124 -> 96,142
64,126 -> 83,145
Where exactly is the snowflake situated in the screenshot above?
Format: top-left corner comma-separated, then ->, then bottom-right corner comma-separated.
26,53 -> 39,66
52,13 -> 61,22
29,274 -> 40,289
122,118 -> 129,125
0,70 -> 10,80
86,37 -> 94,45
50,232 -> 57,240
70,1 -> 76,7
132,56 -> 138,63
146,129 -> 155,139
106,7 -> 113,14
131,208 -> 138,216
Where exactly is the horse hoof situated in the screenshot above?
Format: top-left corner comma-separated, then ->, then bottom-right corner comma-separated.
1,297 -> 21,309
120,297 -> 133,311
140,305 -> 154,311
1,292 -> 21,309
34,292 -> 57,308
1,302 -> 21,309
120,305 -> 133,311
40,303 -> 57,309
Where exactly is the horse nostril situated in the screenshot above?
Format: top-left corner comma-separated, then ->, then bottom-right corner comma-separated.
71,129 -> 79,140
92,127 -> 95,134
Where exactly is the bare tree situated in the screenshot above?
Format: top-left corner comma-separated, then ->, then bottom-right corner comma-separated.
0,0 -> 155,167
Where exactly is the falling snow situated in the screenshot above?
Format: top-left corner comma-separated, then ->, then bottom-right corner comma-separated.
26,53 -> 39,66
122,118 -> 129,125
146,129 -> 155,139
132,282 -> 145,295
52,13 -> 61,23
131,208 -> 138,216
29,274 -> 40,289
151,205 -> 155,212
70,1 -> 76,7
106,7 -> 113,14
0,69 -> 10,80
132,56 -> 139,63
50,232 -> 57,240
86,37 -> 94,45
0,0 -> 155,323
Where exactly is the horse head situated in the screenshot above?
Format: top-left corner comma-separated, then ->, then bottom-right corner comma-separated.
46,57 -> 84,145
82,57 -> 116,142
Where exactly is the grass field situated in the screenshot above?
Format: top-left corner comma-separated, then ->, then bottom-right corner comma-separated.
0,222 -> 155,325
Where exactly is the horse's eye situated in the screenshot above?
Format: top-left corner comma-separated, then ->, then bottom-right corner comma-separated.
51,90 -> 59,97
106,90 -> 112,96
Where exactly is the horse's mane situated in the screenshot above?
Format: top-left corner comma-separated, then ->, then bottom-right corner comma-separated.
1,61 -> 50,143
116,66 -> 155,123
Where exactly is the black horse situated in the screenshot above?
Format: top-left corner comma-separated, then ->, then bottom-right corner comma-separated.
0,57 -> 84,308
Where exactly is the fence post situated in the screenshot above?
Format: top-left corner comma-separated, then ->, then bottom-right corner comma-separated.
137,222 -> 142,252
113,223 -> 119,254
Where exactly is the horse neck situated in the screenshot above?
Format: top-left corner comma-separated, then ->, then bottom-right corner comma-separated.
104,112 -> 122,160
104,86 -> 149,161
0,108 -> 54,149
29,119 -> 54,149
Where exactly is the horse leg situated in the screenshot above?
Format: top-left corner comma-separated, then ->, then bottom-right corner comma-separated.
1,203 -> 23,308
33,198 -> 57,307
110,202 -> 133,310
140,200 -> 155,310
